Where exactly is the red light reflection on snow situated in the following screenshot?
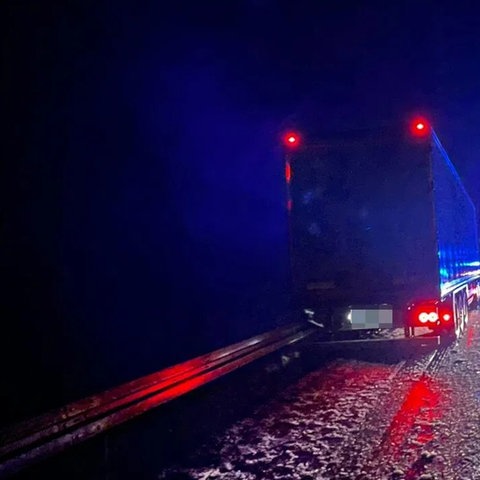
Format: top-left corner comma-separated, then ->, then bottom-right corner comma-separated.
381,376 -> 444,461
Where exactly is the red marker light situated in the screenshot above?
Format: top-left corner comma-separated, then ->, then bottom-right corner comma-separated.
410,118 -> 430,137
283,131 -> 301,148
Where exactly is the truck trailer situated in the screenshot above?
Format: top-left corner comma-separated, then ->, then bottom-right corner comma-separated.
284,119 -> 480,338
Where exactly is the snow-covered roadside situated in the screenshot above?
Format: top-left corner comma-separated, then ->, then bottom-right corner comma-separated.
374,310 -> 480,480
159,314 -> 480,480
160,358 -> 416,478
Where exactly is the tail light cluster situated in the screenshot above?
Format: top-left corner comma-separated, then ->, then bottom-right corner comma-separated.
409,301 -> 453,326
417,310 -> 451,323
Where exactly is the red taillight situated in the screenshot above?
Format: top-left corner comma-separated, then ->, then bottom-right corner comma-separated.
418,311 -> 438,323
418,312 -> 428,323
439,308 -> 453,322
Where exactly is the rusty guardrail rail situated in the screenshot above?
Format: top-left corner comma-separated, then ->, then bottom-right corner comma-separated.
0,323 -> 315,477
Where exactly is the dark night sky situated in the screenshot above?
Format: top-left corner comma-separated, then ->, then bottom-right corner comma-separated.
1,0 -> 480,421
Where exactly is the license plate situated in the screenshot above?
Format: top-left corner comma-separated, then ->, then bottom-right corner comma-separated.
348,307 -> 393,330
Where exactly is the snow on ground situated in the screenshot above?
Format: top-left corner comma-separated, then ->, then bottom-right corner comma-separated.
159,311 -> 480,480
160,358 -> 419,478
377,310 -> 480,480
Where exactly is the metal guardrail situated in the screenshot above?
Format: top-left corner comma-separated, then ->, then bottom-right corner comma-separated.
0,323 -> 315,478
